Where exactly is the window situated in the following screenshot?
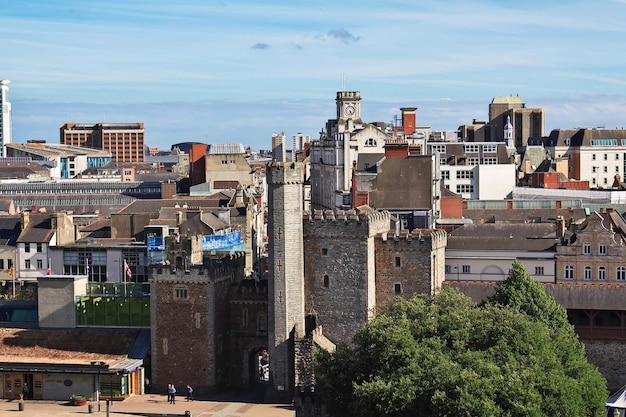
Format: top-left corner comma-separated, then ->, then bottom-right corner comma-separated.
592,166 -> 597,173
583,243 -> 591,255
464,144 -> 479,153
395,257 -> 401,268
535,266 -> 544,276
36,243 -> 42,253
482,144 -> 497,153
462,265 -> 470,274
323,274 -> 329,288
441,171 -> 450,180
468,157 -> 480,165
456,170 -> 474,179
394,283 -> 402,295
445,265 -> 451,273
431,145 -> 446,154
242,308 -> 249,326
617,267 -> 626,281
364,138 -> 377,147
599,244 -> 607,255
564,265 -> 574,280
37,259 -> 43,269
592,178 -> 597,185
25,260 -> 31,269
456,184 -> 474,194
174,286 -> 189,299
604,154 -> 608,160
584,266 -> 592,281
598,267 -> 606,281
482,157 -> 497,165
24,243 -> 30,253
0,260 -> 3,270
592,154 -> 596,160
604,166 -> 608,173
321,248 -> 328,256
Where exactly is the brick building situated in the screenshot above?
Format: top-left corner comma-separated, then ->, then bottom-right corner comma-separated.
60,122 -> 145,163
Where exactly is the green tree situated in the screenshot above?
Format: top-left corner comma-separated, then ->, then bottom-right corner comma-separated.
315,284 -> 607,417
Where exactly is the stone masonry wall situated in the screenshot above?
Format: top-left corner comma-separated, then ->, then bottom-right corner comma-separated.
303,209 -> 390,345
375,233 -> 436,309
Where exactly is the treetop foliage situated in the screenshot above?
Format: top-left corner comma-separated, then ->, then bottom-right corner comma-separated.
315,261 -> 607,417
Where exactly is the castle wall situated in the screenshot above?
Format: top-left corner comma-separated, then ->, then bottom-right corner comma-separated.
303,209 -> 389,344
375,230 -> 447,308
150,254 -> 243,394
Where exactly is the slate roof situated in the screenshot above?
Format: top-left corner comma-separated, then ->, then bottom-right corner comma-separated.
0,216 -> 21,245
16,214 -> 54,244
447,223 -> 558,251
545,128 -> 626,147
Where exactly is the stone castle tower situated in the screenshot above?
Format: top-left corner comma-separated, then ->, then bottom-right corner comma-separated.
303,208 -> 391,344
266,161 -> 306,401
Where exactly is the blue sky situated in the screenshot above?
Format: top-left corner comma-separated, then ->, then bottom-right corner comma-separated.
2,0 -> 626,151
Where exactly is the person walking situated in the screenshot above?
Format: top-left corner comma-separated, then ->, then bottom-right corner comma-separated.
186,385 -> 193,401
168,384 -> 176,404
22,383 -> 29,400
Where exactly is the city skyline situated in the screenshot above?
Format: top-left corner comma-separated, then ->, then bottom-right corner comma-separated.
3,0 -> 626,150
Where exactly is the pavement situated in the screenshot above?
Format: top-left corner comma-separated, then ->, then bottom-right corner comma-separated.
0,392 -> 295,417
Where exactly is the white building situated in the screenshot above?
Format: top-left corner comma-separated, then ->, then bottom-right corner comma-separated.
291,132 -> 310,161
445,223 -> 558,284
310,91 -> 391,209
0,80 -> 12,158
543,128 -> 626,188
431,141 -> 516,200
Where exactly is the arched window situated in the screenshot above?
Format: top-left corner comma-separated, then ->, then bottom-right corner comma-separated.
364,138 -> 377,147
323,274 -> 330,288
618,267 -> 626,281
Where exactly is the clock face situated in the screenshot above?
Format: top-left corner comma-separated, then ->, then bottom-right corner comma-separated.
345,105 -> 356,116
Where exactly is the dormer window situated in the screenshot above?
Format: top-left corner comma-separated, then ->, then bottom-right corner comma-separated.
364,138 -> 377,147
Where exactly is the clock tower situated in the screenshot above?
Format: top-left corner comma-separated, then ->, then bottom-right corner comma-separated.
336,91 -> 361,121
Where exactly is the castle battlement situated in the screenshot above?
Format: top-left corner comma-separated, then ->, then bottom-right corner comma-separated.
304,206 -> 391,238
266,161 -> 305,185
379,228 -> 448,249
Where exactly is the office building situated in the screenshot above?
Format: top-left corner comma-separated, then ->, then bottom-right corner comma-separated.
60,122 -> 145,163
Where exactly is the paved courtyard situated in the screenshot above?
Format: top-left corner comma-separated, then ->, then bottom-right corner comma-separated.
0,392 -> 294,417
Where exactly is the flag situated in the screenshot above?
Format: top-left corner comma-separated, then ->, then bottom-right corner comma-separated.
123,259 -> 132,278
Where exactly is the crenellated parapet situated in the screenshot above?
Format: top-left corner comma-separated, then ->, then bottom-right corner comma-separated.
304,206 -> 391,238
266,161 -> 305,185
149,252 -> 245,284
